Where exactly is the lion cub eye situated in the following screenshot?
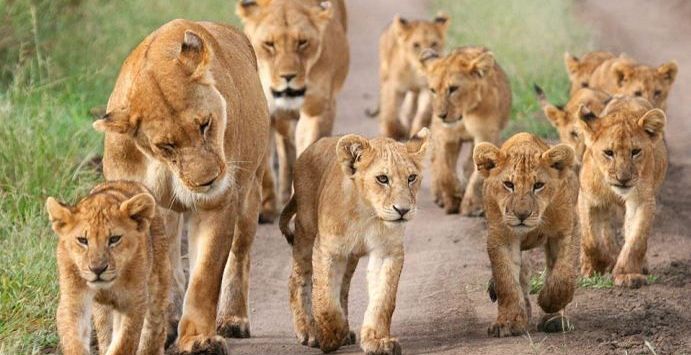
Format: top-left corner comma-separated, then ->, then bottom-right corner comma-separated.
108,235 -> 122,246
448,85 -> 459,94
570,130 -> 579,139
77,237 -> 88,246
429,88 -> 437,95
156,143 -> 176,155
199,120 -> 210,137
376,175 -> 389,184
297,39 -> 309,50
581,82 -> 589,88
502,181 -> 514,191
631,148 -> 642,157
407,174 -> 417,183
634,90 -> 643,97
533,182 -> 545,191
431,41 -> 439,48
262,41 -> 275,52
412,42 -> 421,50
653,89 -> 662,98
603,149 -> 614,158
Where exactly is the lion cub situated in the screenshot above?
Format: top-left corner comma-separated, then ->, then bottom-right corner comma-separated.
420,46 -> 511,216
563,51 -> 616,95
279,129 -> 429,354
46,181 -> 170,355
373,13 -> 449,140
474,133 -> 579,337
577,96 -> 667,288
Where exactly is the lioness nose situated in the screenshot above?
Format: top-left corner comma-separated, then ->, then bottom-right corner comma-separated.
393,205 -> 410,217
89,264 -> 108,276
281,74 -> 296,82
516,211 -> 531,222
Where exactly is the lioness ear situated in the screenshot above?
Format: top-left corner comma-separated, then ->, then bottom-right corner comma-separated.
434,12 -> 449,30
236,0 -> 271,22
657,61 -> 678,85
92,108 -> 135,135
46,197 -> 74,235
419,48 -> 440,70
310,1 -> 334,32
638,108 -> 666,142
120,193 -> 156,229
612,60 -> 633,87
542,144 -> 575,177
473,142 -> 502,178
406,127 -> 430,159
179,30 -> 211,80
470,51 -> 495,78
336,134 -> 371,177
563,52 -> 580,79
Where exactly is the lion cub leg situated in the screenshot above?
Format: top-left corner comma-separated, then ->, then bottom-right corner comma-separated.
160,209 -> 184,347
93,304 -> 112,354
409,90 -> 433,138
578,198 -> 618,276
612,199 -> 655,288
430,126 -> 462,214
340,255 -> 359,346
289,222 -> 318,347
537,233 -> 577,333
487,242 -> 529,337
274,111 -> 297,206
312,242 -> 350,353
379,81 -> 408,141
360,247 -> 404,355
107,308 -> 145,355
56,281 -> 92,355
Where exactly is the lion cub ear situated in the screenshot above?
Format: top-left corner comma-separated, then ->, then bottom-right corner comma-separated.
470,51 -> 495,78
657,60 -> 678,86
542,144 -> 575,177
473,142 -> 502,178
563,52 -> 580,80
46,197 -> 74,235
433,12 -> 450,31
611,60 -> 634,87
534,84 -> 567,127
575,104 -> 599,146
638,108 -> 666,143
120,193 -> 156,230
406,127 -> 430,159
93,108 -> 135,135
393,15 -> 411,38
336,134 -> 371,177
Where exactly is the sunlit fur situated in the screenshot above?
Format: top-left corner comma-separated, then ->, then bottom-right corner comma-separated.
563,51 -> 616,95
474,133 -> 579,337
46,181 -> 170,355
577,95 -> 668,288
279,129 -> 429,354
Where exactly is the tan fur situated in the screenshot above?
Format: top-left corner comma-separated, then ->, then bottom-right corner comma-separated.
94,20 -> 270,352
237,0 -> 350,215
376,13 -> 449,140
47,181 -> 170,355
577,96 -> 668,288
280,129 -> 429,354
474,133 -> 579,337
589,56 -> 678,110
536,86 -> 611,162
421,46 -> 511,215
564,51 -> 616,95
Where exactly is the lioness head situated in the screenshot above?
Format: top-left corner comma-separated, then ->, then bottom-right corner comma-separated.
420,47 -> 497,125
606,57 -> 677,110
336,128 -> 430,226
536,85 -> 611,161
46,187 -> 156,289
392,12 -> 449,72
94,27 -> 230,206
564,51 -> 615,94
474,133 -> 575,233
237,0 -> 334,112
577,95 -> 666,197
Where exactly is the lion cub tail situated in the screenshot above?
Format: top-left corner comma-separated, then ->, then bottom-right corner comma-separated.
279,196 -> 297,245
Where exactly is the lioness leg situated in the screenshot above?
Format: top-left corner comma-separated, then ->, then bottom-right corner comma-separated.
360,247 -> 404,355
289,220 -> 317,347
487,241 -> 529,337
259,158 -> 278,224
579,197 -> 617,276
538,233 -> 577,333
340,255 -> 359,346
430,124 -> 462,214
379,80 -> 408,141
409,89 -> 433,138
296,97 -> 335,156
217,180 -> 262,338
161,208 -> 185,347
312,241 -> 349,353
612,199 -> 655,288
274,112 -> 297,206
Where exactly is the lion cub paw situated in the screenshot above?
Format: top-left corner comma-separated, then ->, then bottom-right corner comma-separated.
361,336 -> 402,355
170,335 -> 228,355
217,317 -> 250,338
537,313 -> 573,333
488,312 -> 528,337
460,197 -> 484,217
613,273 -> 647,288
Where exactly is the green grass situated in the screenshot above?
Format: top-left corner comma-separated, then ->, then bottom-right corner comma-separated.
530,272 -> 617,294
433,0 -> 594,138
0,1 -> 235,352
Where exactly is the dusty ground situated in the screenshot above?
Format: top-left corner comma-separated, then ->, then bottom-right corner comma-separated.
227,0 -> 691,354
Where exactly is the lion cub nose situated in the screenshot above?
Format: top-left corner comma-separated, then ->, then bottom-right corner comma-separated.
89,264 -> 109,276
393,205 -> 410,217
516,211 -> 531,222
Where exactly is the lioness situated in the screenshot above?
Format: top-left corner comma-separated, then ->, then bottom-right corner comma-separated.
535,84 -> 611,162
420,47 -> 511,215
577,95 -> 667,288
94,20 -> 270,353
279,129 -> 429,354
373,13 -> 449,140
47,181 -> 170,355
474,133 -> 579,337
563,51 -> 615,95
237,0 -> 350,216
589,56 -> 677,110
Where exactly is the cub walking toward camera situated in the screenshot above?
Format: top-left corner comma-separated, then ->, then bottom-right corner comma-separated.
46,181 -> 170,355
474,133 -> 578,337
280,129 -> 429,354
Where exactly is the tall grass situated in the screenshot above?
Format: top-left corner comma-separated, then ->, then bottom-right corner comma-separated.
0,1 -> 234,352
433,0 -> 594,138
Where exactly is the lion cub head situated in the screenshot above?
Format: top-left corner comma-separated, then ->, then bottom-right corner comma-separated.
577,95 -> 666,196
336,128 -> 430,226
603,57 -> 677,110
46,183 -> 156,289
474,133 -> 575,233
564,51 -> 615,94
420,46 -> 498,125
392,12 -> 449,72
237,0 -> 335,111
536,85 -> 611,161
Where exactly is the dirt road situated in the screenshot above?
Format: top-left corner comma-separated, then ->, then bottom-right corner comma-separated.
231,0 -> 691,353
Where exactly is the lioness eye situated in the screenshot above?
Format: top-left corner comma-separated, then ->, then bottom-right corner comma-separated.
448,85 -> 459,94
570,131 -> 579,139
533,182 -> 545,191
632,148 -> 641,157
503,181 -> 514,191
376,175 -> 389,184
200,120 -> 210,136
603,149 -> 614,157
77,237 -> 88,246
634,90 -> 643,97
156,143 -> 176,154
109,235 -> 122,246
408,174 -> 417,183
298,39 -> 308,50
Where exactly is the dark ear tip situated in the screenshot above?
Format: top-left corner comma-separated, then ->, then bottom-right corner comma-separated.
533,83 -> 544,96
240,0 -> 257,7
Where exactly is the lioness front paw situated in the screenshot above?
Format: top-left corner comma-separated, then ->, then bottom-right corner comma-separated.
361,336 -> 402,355
170,335 -> 228,355
537,313 -> 573,333
217,317 -> 250,338
613,273 -> 647,288
488,311 -> 528,337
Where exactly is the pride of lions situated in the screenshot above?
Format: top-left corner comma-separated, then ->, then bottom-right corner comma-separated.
44,1 -> 677,354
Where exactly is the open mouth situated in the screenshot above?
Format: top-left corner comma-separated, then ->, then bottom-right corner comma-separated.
271,87 -> 306,98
